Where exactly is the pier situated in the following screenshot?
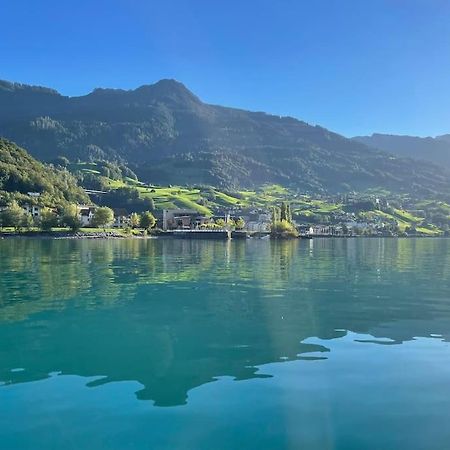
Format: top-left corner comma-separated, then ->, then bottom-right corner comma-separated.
172,229 -> 231,239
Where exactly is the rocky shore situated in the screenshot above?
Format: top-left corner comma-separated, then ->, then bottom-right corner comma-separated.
0,231 -> 136,239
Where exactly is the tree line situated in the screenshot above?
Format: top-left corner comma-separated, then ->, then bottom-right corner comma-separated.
0,202 -> 157,233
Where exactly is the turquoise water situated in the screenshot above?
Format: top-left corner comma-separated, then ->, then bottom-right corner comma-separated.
1,238 -> 450,449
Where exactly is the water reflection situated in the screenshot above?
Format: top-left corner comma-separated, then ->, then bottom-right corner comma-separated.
0,238 -> 449,406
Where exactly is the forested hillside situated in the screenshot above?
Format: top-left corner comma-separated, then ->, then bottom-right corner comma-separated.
0,138 -> 89,206
353,133 -> 450,169
1,79 -> 450,197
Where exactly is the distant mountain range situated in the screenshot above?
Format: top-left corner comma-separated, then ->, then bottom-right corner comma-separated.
1,79 -> 449,197
353,133 -> 450,169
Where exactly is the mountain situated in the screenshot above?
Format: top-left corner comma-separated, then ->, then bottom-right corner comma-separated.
0,138 -> 88,206
1,79 -> 449,197
353,133 -> 450,169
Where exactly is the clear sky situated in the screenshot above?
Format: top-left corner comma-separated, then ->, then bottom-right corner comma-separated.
1,0 -> 449,137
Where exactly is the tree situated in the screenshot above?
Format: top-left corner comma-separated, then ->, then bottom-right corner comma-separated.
130,212 -> 140,228
40,208 -> 59,231
280,202 -> 287,221
215,218 -> 226,228
100,166 -> 111,178
145,197 -> 156,211
140,211 -> 156,230
270,202 -> 297,238
201,222 -> 221,230
53,156 -> 70,167
92,207 -> 114,229
81,172 -> 108,191
271,206 -> 280,224
270,219 -> 298,238
21,213 -> 34,230
62,204 -> 82,232
235,217 -> 245,230
100,187 -> 151,213
280,202 -> 292,223
0,201 -> 25,231
286,203 -> 292,223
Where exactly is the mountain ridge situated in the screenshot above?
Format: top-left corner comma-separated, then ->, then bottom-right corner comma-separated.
353,133 -> 450,169
0,79 -> 449,197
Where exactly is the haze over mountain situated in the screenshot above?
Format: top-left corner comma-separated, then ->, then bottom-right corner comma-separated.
353,133 -> 450,169
1,79 -> 449,197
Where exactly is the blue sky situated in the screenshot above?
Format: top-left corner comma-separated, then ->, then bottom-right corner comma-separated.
1,0 -> 449,137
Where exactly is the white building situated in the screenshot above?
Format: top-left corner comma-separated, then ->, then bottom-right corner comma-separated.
246,220 -> 270,232
113,209 -> 130,228
308,225 -> 343,236
344,221 -> 370,230
22,204 -> 42,218
78,206 -> 96,227
244,213 -> 271,232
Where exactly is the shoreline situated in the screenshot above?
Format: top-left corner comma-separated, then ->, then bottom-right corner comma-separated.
0,231 -> 447,240
0,231 -> 144,239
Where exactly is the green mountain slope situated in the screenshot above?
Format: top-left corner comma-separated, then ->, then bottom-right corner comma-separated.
1,79 -> 449,196
0,138 -> 89,206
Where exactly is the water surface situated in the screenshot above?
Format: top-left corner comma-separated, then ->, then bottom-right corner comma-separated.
1,238 -> 450,449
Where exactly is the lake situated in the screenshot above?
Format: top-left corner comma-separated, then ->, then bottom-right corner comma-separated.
1,238 -> 450,450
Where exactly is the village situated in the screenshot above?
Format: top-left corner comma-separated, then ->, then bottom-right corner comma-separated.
0,190 -> 441,238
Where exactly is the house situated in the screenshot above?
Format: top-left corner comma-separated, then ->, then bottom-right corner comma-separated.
232,210 -> 271,232
162,209 -> 210,230
308,225 -> 343,236
22,203 -> 42,218
246,213 -> 271,232
297,225 -> 311,236
77,206 -> 96,227
344,221 -> 371,231
113,208 -> 130,228
1,202 -> 49,221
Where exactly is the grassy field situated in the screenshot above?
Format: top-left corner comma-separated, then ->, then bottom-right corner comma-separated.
66,163 -> 449,234
122,182 -> 447,234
